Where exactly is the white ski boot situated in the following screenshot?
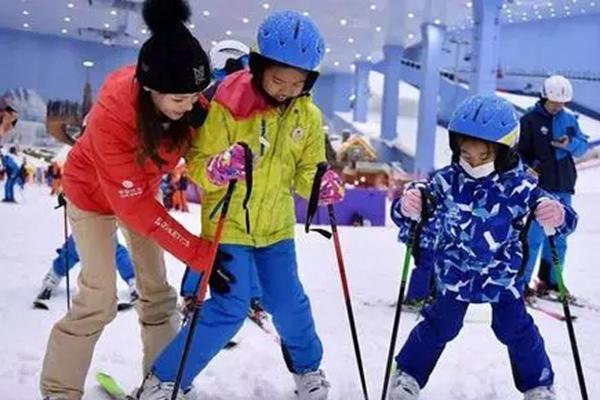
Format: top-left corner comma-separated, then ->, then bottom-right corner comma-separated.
135,373 -> 185,400
293,369 -> 330,400
523,386 -> 557,400
388,371 -> 420,400
37,268 -> 62,300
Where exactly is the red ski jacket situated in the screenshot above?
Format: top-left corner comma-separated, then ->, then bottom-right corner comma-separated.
62,65 -> 210,272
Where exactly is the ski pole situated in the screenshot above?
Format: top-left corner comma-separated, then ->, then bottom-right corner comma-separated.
381,188 -> 430,400
305,162 -> 368,399
55,193 -> 70,311
380,221 -> 417,400
548,233 -> 588,400
171,180 -> 236,400
327,204 -> 370,400
171,143 -> 252,399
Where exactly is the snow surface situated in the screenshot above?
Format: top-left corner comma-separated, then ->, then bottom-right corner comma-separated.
1,169 -> 599,399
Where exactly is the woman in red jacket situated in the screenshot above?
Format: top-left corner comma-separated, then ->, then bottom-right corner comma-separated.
40,1 -> 213,399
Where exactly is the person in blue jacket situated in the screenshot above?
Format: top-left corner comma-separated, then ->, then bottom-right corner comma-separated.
387,95 -> 577,400
518,75 -> 589,297
36,234 -> 138,304
1,146 -> 20,203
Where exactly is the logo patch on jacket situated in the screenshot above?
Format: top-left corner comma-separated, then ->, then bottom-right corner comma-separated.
540,126 -> 549,136
292,127 -> 305,142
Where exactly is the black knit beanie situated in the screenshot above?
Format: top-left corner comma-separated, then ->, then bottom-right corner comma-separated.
136,0 -> 211,94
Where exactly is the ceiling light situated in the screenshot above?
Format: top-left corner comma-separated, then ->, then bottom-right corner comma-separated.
262,3 -> 270,9
408,33 -> 415,39
339,18 -> 348,26
225,30 -> 232,36
522,16 -> 528,21
566,10 -> 571,14
22,10 -> 29,15
203,10 -> 210,16
326,47 -> 331,53
211,40 -> 217,46
347,37 -> 354,43
506,8 -> 512,13
367,56 -> 373,61
61,28 -> 68,34
550,7 -> 555,11
547,1 -> 553,5
564,5 -> 570,9
538,14 -> 543,18
110,9 -> 117,16
466,2 -> 473,8
133,39 -> 139,44
189,23 -> 195,29
102,38 -> 112,46
82,61 -> 94,67
242,17 -> 249,23
407,12 -> 415,18
375,26 -> 382,32
350,64 -> 356,71
23,22 -> 29,28
104,23 -> 110,29
355,53 -> 361,59
581,8 -> 587,12
370,4 -> 377,10
502,3 -> 507,8
591,1 -> 596,6
434,18 -> 441,24
534,4 -> 538,9
64,16 -> 71,22
303,12 -> 310,16
141,28 -> 148,34
522,12 -> 527,16
67,3 -> 74,8
334,61 -> 340,66
551,13 -> 556,17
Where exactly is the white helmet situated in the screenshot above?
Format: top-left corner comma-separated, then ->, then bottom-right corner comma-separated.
209,40 -> 250,71
542,75 -> 573,103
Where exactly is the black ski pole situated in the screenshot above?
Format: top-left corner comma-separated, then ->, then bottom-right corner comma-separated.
548,234 -> 588,400
55,193 -> 70,311
380,220 -> 417,400
380,188 -> 430,400
171,181 -> 237,400
171,143 -> 252,400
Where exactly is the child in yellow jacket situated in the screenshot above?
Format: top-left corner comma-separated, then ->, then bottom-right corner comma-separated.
140,11 -> 343,400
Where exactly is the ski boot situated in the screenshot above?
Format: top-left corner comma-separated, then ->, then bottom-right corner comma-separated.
134,372 -> 186,400
293,369 -> 330,400
388,371 -> 420,400
37,268 -> 62,300
523,386 -> 557,400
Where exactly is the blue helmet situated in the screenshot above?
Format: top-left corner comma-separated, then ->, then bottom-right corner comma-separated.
448,95 -> 519,148
257,11 -> 325,71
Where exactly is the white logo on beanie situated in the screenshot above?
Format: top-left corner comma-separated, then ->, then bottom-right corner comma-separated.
193,66 -> 205,85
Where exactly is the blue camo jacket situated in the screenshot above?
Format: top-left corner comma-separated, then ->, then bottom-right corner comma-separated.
393,161 -> 578,303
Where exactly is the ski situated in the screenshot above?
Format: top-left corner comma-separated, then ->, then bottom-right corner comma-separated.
117,302 -> 135,312
33,299 -> 50,310
537,293 -> 600,312
527,301 -> 577,322
96,372 -> 135,400
247,309 -> 280,345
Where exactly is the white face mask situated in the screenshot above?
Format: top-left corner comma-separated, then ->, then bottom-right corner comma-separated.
459,157 -> 496,179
